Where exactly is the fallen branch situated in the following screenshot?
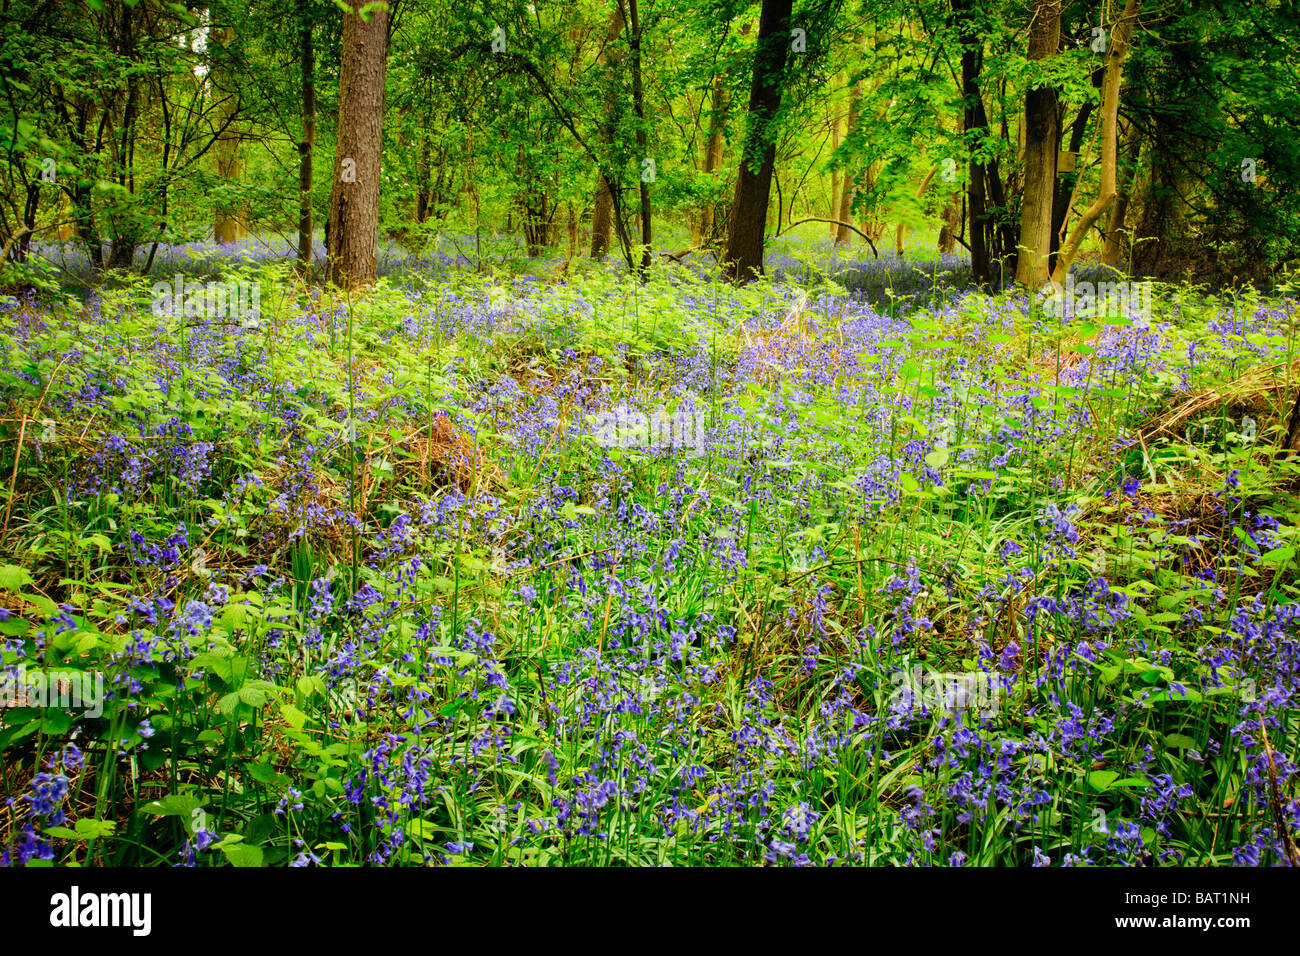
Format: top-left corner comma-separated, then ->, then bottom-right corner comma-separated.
775,218 -> 879,258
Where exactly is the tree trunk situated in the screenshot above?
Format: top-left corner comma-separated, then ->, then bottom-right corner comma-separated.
326,2 -> 389,288
696,73 -> 727,245
589,5 -> 626,259
296,0 -> 315,274
628,0 -> 651,279
937,193 -> 960,253
1051,0 -> 1140,284
1047,65 -> 1103,273
828,97 -> 841,238
1287,386 -> 1300,453
1102,121 -> 1142,267
722,0 -> 794,282
834,78 -> 860,246
213,23 -> 246,245
1015,0 -> 1062,287
956,0 -> 991,285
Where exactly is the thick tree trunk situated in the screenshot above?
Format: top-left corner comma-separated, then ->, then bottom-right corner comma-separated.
722,0 -> 794,282
72,181 -> 102,269
590,186 -> 615,259
1287,386 -> 1300,453
326,3 -> 389,288
296,0 -> 315,274
1015,0 -> 1062,287
213,23 -> 246,245
589,5 -> 626,259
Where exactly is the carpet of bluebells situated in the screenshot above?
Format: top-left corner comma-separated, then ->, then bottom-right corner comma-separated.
1,244 -> 1298,867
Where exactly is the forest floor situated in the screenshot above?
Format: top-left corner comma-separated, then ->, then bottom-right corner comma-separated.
1,246 -> 1298,866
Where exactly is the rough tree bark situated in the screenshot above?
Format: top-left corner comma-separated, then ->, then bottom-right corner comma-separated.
722,0 -> 794,282
326,2 -> 389,288
1014,0 -> 1062,287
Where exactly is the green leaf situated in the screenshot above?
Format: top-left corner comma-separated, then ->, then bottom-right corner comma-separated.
0,565 -> 34,591
74,817 -> 116,839
141,794 -> 203,818
280,703 -> 309,730
220,842 -> 264,868
1088,769 -> 1119,792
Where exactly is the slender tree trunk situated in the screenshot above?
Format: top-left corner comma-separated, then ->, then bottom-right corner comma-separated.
296,0 -> 315,274
937,193 -> 960,253
696,73 -> 727,245
627,0 -> 651,279
723,0 -> 794,282
1015,0 -> 1062,287
416,137 -> 433,223
1047,65 -> 1103,273
828,96 -> 841,238
589,5 -> 626,259
326,3 -> 389,288
956,0 -> 990,285
1102,121 -> 1142,267
1051,0 -> 1140,284
834,78 -> 860,246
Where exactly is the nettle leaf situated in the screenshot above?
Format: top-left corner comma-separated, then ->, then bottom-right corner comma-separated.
280,703 -> 309,730
238,685 -> 270,708
0,565 -> 34,591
